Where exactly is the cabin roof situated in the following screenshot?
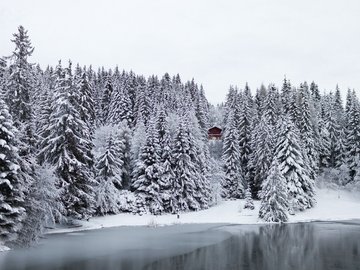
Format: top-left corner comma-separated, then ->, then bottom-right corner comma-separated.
208,126 -> 222,134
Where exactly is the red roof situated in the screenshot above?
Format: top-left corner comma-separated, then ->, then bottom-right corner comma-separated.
208,127 -> 222,135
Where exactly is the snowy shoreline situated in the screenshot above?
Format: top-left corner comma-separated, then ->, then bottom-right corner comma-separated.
48,187 -> 360,235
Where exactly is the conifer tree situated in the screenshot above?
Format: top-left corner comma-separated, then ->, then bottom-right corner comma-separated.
281,78 -> 292,114
264,84 -> 280,126
344,94 -> 360,181
221,112 -> 244,199
116,121 -> 132,189
101,76 -> 113,125
0,99 -> 26,243
244,187 -> 255,210
297,83 -> 318,178
131,118 -> 165,214
237,89 -> 254,185
249,116 -> 275,198
134,76 -> 151,126
16,165 -> 63,247
259,159 -> 288,222
74,67 -> 96,135
170,117 -> 206,212
274,117 -> 316,211
95,133 -> 123,215
310,81 -> 321,103
333,85 -> 344,123
5,26 -> 36,153
155,108 -> 173,212
108,88 -> 133,126
0,57 -> 7,95
38,61 -> 96,219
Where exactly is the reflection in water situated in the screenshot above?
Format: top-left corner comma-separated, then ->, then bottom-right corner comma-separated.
146,223 -> 360,270
1,222 -> 360,270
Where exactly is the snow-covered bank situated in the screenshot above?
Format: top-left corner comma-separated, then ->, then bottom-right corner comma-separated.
0,245 -> 10,252
49,188 -> 360,235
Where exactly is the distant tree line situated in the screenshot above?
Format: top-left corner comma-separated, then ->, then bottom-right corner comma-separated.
222,79 -> 359,221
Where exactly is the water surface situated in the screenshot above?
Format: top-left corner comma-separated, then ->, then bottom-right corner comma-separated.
0,221 -> 359,270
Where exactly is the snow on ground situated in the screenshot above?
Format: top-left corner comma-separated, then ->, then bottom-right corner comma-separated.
0,245 -> 10,252
49,188 -> 360,235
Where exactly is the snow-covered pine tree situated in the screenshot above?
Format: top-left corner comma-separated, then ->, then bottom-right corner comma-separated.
274,116 -> 316,211
147,75 -> 160,106
259,159 -> 288,222
244,187 -> 255,210
345,88 -> 354,116
188,112 -> 211,209
221,111 -> 244,199
264,84 -> 280,126
131,117 -> 164,215
297,83 -> 318,179
195,85 -> 210,131
344,93 -> 360,182
333,85 -> 344,123
38,61 -> 96,219
224,86 -> 238,126
325,109 -> 344,168
5,26 -> 36,154
100,75 -> 113,125
237,88 -> 254,187
170,116 -> 207,212
16,165 -> 63,247
281,78 -> 292,115
155,107 -> 173,212
107,87 -> 133,126
0,57 -> 7,95
95,133 -> 124,215
254,84 -> 267,119
310,81 -> 321,104
249,116 -> 275,199
134,76 -> 151,126
5,26 -> 43,246
131,120 -> 147,167
123,72 -> 138,128
288,89 -> 300,124
0,99 -> 26,244
317,116 -> 331,169
116,121 -> 132,190
74,66 -> 96,136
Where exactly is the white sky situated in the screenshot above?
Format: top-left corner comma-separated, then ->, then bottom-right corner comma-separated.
1,0 -> 360,104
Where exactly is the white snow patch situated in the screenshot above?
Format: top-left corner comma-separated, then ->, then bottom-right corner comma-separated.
48,188 -> 360,235
0,245 -> 10,252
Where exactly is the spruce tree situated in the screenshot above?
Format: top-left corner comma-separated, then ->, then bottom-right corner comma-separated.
5,26 -> 36,153
249,116 -> 275,198
237,89 -> 254,186
274,117 -> 316,211
221,111 -> 244,199
0,57 -> 7,95
38,61 -> 96,219
0,99 -> 26,243
95,133 -> 123,215
74,67 -> 96,136
131,118 -> 165,215
344,94 -> 360,181
101,76 -> 113,125
259,159 -> 288,222
16,165 -> 63,247
297,83 -> 318,179
170,117 -> 206,212
244,187 -> 255,210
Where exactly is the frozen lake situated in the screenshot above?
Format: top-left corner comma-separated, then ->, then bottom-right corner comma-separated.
1,221 -> 360,270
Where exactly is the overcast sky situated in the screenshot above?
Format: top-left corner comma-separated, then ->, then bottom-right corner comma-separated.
1,0 -> 360,104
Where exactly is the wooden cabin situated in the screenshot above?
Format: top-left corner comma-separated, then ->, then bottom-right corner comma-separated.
208,126 -> 222,140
